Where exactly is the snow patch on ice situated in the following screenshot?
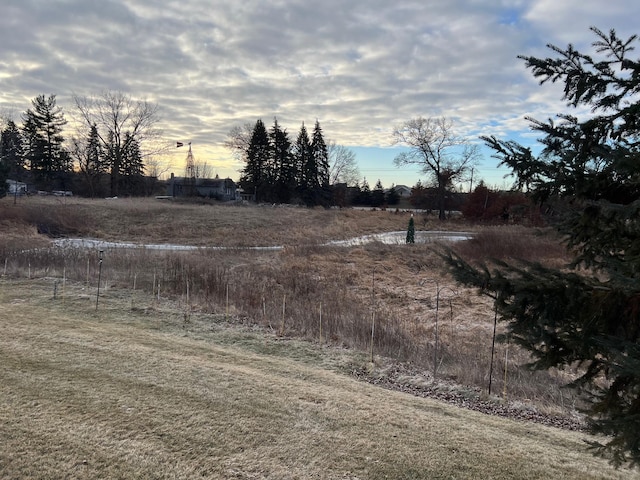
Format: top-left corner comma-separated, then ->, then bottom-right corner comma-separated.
52,231 -> 471,252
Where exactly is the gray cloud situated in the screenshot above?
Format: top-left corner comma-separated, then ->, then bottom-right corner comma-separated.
1,0 -> 639,181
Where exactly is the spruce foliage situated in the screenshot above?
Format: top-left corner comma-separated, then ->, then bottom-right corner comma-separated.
270,119 -> 295,203
310,120 -> 331,206
295,122 -> 315,204
240,119 -> 270,203
22,94 -> 70,188
447,27 -> 640,468
386,185 -> 400,206
371,179 -> 385,207
406,215 -> 415,244
357,178 -> 372,206
72,91 -> 160,197
238,118 -> 332,206
0,120 -> 25,195
70,123 -> 108,197
118,132 -> 144,193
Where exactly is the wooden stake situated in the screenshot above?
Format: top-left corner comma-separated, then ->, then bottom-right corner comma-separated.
280,294 -> 286,336
226,283 -> 229,321
129,273 -> 136,311
370,268 -> 376,363
503,339 -> 509,399
319,302 -> 323,344
488,302 -> 498,396
185,278 -> 191,322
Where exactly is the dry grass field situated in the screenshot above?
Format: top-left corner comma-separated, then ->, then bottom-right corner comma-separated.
1,195 -> 627,478
0,195 -> 412,246
1,278 -> 637,479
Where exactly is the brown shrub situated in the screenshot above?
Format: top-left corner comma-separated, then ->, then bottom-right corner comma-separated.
0,198 -> 581,415
450,225 -> 570,265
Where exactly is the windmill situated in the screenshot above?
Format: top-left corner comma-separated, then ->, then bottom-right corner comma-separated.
177,141 -> 197,196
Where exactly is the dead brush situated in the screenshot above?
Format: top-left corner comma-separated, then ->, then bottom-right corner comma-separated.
18,201 -> 95,238
1,240 -> 578,416
0,198 -> 586,418
450,225 -> 569,265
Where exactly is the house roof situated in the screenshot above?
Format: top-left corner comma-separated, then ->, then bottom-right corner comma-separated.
171,176 -> 236,187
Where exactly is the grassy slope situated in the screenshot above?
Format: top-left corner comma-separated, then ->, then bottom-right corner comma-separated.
1,279 -> 636,480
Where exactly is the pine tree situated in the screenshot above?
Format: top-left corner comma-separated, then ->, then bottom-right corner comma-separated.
0,158 -> 7,197
357,178 -> 372,206
120,133 -> 144,177
0,120 -> 25,191
240,119 -> 270,203
21,114 -> 47,182
386,185 -> 400,206
86,125 -> 106,173
73,91 -> 160,197
22,94 -> 70,188
119,132 -> 144,194
447,27 -> 640,467
71,123 -> 108,197
270,118 -> 295,203
406,215 -> 415,244
409,180 -> 429,210
293,122 -> 313,204
371,179 -> 385,207
311,120 -> 331,205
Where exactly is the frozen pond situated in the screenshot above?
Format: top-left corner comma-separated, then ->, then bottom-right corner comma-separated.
52,231 -> 472,252
326,231 -> 472,247
52,238 -> 282,251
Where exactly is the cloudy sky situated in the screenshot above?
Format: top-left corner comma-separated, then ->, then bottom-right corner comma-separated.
1,0 -> 639,188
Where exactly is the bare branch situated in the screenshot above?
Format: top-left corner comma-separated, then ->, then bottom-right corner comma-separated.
327,141 -> 360,186
72,90 -> 162,196
392,116 -> 480,219
224,123 -> 254,162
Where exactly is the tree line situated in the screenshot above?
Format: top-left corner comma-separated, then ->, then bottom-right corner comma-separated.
232,118 -> 410,208
0,91 -> 160,198
233,118 -> 330,206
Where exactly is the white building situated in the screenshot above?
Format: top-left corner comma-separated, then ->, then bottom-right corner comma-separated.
6,179 -> 27,196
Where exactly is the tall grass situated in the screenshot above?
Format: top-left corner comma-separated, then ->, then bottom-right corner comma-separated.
0,241 -> 415,362
0,198 -> 580,416
451,225 -> 569,264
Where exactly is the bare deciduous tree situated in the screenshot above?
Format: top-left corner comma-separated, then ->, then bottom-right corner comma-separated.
194,160 -> 214,179
392,116 -> 479,219
223,122 -> 254,163
70,124 -> 107,197
145,156 -> 172,179
73,91 -> 161,196
328,141 -> 360,186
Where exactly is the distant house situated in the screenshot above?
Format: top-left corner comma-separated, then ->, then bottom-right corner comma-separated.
391,185 -> 412,198
167,174 -> 238,201
6,179 -> 27,196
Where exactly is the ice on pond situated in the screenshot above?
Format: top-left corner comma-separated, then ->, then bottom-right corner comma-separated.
52,231 -> 471,252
